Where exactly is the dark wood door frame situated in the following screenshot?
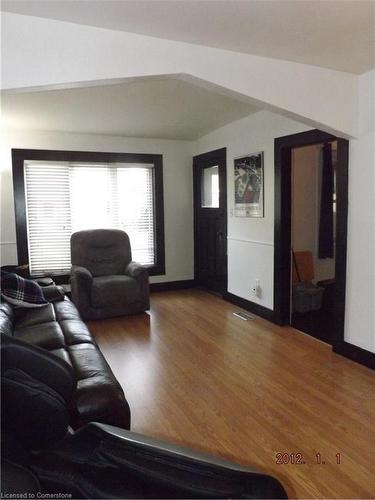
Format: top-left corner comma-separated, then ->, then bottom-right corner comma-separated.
274,129 -> 349,351
193,147 -> 227,293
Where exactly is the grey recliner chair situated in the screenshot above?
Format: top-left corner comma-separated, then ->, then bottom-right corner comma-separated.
70,229 -> 150,320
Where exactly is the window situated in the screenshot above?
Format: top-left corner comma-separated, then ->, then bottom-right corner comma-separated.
201,165 -> 219,208
13,150 -> 165,278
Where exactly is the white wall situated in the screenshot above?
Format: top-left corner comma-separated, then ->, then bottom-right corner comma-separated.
1,12 -> 357,138
194,111 -> 311,309
345,70 -> 375,352
0,130 -> 194,284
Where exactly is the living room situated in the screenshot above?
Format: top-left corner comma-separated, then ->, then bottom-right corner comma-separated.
1,1 -> 374,499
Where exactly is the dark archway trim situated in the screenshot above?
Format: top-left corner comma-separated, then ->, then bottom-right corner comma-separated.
273,129 -> 349,352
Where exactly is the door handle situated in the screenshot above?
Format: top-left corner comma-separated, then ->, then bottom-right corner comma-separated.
217,232 -> 225,240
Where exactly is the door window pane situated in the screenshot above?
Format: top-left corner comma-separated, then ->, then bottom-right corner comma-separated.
201,165 -> 219,208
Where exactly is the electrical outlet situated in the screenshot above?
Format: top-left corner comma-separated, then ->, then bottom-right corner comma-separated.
252,280 -> 261,297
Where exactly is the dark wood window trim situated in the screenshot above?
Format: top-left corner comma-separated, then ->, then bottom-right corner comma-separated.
12,148 -> 165,281
274,129 -> 349,352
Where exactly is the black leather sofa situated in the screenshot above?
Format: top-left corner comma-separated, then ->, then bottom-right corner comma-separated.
1,335 -> 288,499
0,292 -> 131,430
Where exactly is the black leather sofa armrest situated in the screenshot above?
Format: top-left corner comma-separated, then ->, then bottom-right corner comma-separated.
42,284 -> 65,303
125,261 -> 148,278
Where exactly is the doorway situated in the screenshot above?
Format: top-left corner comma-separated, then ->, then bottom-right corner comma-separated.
291,142 -> 337,343
274,130 -> 349,349
193,148 -> 227,294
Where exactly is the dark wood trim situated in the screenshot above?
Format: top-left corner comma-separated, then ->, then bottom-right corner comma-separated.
150,279 -> 196,292
12,150 -> 28,268
193,147 -> 227,293
223,292 -> 275,323
333,138 -> 349,351
273,144 -> 292,326
333,342 -> 375,370
152,154 -> 166,276
11,148 -> 165,277
274,129 -> 349,348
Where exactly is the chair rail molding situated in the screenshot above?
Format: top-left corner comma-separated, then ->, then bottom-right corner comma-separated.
227,237 -> 273,247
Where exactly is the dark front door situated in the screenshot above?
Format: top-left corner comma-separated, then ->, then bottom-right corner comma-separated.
193,148 -> 227,294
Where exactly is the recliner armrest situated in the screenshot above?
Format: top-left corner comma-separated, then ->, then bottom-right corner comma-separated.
70,266 -> 93,320
81,423 -> 257,471
71,265 -> 93,282
125,261 -> 147,278
67,422 -> 288,499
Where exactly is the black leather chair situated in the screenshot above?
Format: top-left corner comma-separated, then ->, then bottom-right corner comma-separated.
1,335 -> 287,499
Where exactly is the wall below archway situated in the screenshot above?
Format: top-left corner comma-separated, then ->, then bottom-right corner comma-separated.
0,129 -> 194,284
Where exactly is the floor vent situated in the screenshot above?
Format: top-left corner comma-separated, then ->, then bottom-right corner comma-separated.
233,311 -> 256,321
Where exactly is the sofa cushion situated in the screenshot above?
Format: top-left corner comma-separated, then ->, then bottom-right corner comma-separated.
14,303 -> 56,329
67,343 -> 115,379
14,322 -> 66,351
91,275 -> 140,308
14,299 -> 94,347
14,298 -> 83,328
54,299 -> 84,322
59,319 -> 93,345
50,348 -> 72,367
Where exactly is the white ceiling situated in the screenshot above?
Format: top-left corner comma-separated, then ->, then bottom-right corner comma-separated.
2,0 -> 374,74
1,77 -> 260,140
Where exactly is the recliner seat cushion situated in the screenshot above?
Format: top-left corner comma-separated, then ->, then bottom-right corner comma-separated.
91,275 -> 140,308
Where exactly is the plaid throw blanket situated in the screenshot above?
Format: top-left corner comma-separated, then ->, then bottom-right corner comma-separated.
1,271 -> 48,308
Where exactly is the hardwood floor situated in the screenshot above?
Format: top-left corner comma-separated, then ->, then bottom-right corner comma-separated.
87,289 -> 375,499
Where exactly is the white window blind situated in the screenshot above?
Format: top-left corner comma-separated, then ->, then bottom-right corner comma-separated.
24,161 -> 155,275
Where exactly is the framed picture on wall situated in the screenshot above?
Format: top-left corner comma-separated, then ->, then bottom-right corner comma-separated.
234,152 -> 264,217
